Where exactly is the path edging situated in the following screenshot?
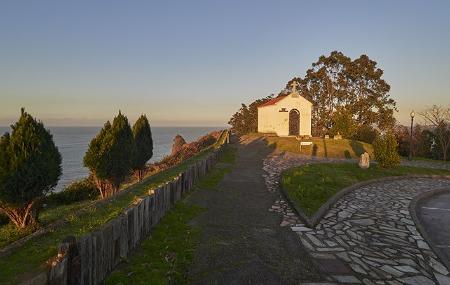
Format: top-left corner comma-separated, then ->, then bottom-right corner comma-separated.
409,187 -> 450,272
279,173 -> 450,228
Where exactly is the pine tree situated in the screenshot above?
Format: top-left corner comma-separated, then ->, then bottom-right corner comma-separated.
84,111 -> 136,198
132,115 -> 153,181
0,108 -> 62,228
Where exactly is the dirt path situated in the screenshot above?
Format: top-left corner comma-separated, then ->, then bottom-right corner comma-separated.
186,136 -> 320,284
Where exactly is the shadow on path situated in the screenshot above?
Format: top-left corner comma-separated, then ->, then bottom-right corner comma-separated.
186,136 -> 321,284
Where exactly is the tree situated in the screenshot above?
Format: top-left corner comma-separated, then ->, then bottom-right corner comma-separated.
330,107 -> 357,138
0,108 -> 62,228
373,131 -> 401,168
228,95 -> 273,135
420,105 -> 450,161
132,115 -> 153,181
289,51 -> 396,136
84,111 -> 136,198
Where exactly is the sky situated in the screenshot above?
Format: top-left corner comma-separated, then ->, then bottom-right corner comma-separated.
0,0 -> 449,127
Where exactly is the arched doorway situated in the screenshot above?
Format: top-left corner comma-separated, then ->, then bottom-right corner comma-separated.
289,109 -> 300,136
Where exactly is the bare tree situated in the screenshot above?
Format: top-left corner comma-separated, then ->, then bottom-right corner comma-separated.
419,105 -> 450,161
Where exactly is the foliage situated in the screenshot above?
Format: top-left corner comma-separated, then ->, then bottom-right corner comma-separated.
288,51 -> 396,137
353,125 -> 379,144
132,115 -> 153,181
282,163 -> 450,216
0,108 -> 62,228
149,132 -> 221,174
0,143 -> 218,284
420,105 -> 450,161
228,95 -> 273,135
330,107 -> 357,138
373,132 -> 401,168
45,177 -> 98,206
84,111 -> 137,198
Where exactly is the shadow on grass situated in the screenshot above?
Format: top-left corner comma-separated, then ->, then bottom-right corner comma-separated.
350,140 -> 366,157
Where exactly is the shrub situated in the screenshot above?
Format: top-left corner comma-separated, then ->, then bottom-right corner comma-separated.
45,177 -> 98,206
84,111 -> 136,198
0,108 -> 62,228
373,131 -> 401,168
132,115 -> 153,181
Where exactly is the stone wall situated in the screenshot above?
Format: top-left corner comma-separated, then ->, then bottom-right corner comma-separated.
22,133 -> 228,285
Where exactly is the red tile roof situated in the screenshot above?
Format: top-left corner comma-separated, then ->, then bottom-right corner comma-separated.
258,95 -> 288,108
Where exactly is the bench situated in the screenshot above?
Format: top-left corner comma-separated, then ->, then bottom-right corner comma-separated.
300,141 -> 313,150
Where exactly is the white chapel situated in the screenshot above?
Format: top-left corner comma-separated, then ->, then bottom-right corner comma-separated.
257,82 -> 312,137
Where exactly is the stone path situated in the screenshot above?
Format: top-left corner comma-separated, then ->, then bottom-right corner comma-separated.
263,152 -> 450,284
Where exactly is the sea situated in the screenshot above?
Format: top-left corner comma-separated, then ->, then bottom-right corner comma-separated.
0,126 -> 222,192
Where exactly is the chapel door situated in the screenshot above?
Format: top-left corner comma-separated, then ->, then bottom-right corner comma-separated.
289,109 -> 300,136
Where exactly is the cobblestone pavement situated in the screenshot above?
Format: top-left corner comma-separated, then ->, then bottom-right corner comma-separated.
401,159 -> 450,171
263,152 -> 450,284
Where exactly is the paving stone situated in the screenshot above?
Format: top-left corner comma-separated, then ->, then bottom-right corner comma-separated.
434,273 -> 450,285
263,153 -> 450,284
399,275 -> 435,285
332,275 -> 362,283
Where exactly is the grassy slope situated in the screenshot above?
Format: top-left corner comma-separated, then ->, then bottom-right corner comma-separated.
248,133 -> 373,159
0,134 -> 227,285
282,163 -> 450,217
105,146 -> 236,285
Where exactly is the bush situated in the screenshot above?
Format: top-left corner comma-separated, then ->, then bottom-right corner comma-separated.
45,177 -> 98,206
373,132 -> 401,168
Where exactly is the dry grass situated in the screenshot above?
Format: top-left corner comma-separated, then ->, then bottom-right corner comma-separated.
248,133 -> 373,159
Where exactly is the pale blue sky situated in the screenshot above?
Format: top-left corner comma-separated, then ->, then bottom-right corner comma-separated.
0,0 -> 449,126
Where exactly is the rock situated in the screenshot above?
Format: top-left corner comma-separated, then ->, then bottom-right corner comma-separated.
358,152 -> 370,169
171,134 -> 186,155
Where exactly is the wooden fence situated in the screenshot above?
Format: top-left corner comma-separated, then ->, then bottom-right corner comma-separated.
22,133 -> 228,285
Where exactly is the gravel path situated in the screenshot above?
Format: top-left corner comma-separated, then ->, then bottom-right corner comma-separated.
264,152 -> 450,284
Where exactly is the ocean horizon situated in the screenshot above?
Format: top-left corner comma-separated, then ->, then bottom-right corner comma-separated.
0,126 -> 223,192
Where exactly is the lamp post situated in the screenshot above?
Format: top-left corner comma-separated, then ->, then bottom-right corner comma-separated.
409,111 -> 415,160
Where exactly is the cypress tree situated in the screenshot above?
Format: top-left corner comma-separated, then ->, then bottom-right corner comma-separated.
132,115 -> 153,181
0,108 -> 62,228
84,111 -> 136,198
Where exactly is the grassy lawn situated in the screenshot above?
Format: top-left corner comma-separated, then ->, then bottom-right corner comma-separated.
0,133 -> 227,285
282,163 -> 450,217
248,133 -> 373,159
105,146 -> 236,285
105,202 -> 205,285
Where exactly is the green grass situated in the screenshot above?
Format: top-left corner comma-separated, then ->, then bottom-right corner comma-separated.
248,133 -> 373,159
282,163 -> 450,217
105,202 -> 205,285
105,145 -> 236,285
196,147 -> 236,190
0,201 -> 92,248
0,134 -> 226,285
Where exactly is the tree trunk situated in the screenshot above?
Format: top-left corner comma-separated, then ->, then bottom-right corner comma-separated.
0,200 -> 40,229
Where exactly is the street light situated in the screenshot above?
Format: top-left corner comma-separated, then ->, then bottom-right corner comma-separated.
409,110 -> 415,160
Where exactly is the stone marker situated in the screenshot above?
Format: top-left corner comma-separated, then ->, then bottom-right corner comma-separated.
324,134 -> 330,139
333,132 -> 342,140
358,152 -> 370,169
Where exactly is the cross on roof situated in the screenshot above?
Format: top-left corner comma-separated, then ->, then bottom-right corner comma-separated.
290,81 -> 299,93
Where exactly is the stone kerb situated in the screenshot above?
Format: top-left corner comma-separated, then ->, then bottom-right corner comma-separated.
409,187 -> 450,272
20,132 -> 228,285
279,173 -> 450,228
